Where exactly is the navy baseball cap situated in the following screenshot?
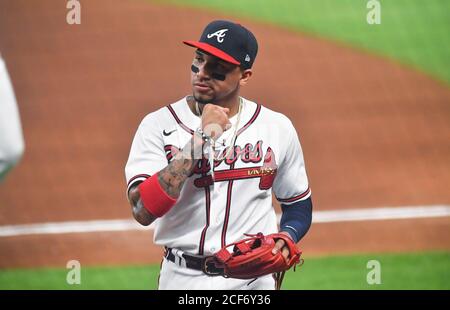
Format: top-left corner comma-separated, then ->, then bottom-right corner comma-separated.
183,20 -> 258,70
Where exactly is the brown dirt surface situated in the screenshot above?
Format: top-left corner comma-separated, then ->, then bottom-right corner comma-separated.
0,0 -> 449,268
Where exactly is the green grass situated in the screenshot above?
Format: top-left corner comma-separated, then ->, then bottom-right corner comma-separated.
1,252 -> 449,289
159,0 -> 450,84
283,252 -> 450,290
0,265 -> 161,290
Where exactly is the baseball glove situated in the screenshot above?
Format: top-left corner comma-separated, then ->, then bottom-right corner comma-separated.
206,232 -> 303,289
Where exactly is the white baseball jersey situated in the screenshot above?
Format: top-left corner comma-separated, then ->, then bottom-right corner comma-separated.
125,96 -> 310,256
0,56 -> 25,181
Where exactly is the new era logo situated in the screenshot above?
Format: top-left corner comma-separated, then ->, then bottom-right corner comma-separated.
207,28 -> 229,43
245,54 -> 251,62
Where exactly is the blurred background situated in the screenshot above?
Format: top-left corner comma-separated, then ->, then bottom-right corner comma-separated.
0,0 -> 449,289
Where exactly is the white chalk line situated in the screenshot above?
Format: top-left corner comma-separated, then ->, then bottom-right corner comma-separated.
0,205 -> 449,238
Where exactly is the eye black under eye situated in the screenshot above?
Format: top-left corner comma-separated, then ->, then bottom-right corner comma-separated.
214,63 -> 229,72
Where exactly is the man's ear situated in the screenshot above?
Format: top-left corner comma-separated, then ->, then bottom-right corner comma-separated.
239,69 -> 253,86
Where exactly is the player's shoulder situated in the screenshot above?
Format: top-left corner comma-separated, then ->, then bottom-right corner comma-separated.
255,101 -> 296,131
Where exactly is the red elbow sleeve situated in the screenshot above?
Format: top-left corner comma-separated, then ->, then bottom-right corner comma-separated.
138,173 -> 177,218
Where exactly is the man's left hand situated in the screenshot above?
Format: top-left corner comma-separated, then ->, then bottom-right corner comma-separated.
271,231 -> 294,263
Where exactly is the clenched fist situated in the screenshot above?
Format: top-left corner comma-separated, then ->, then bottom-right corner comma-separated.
201,104 -> 231,140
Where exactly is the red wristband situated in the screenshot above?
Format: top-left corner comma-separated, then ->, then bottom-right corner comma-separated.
138,173 -> 177,218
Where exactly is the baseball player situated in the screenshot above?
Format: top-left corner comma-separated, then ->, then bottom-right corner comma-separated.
0,54 -> 25,181
125,20 -> 312,290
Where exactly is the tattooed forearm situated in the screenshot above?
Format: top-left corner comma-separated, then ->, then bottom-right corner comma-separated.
128,135 -> 203,225
158,157 -> 194,198
157,136 -> 203,199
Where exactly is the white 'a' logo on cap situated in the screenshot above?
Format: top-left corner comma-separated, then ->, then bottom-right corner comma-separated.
207,28 -> 229,43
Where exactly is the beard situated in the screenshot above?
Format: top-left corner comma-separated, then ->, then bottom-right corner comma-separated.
193,93 -> 216,105
193,83 -> 240,105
